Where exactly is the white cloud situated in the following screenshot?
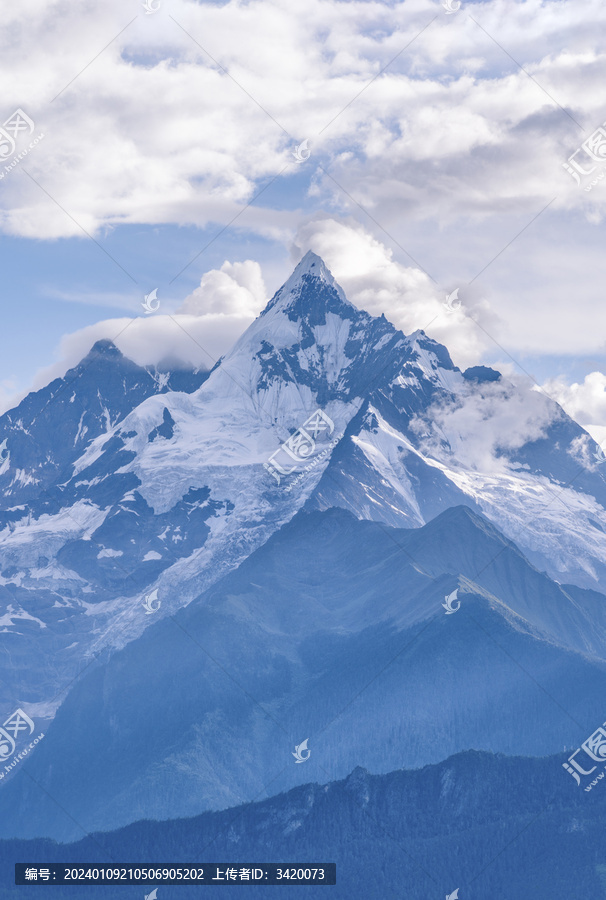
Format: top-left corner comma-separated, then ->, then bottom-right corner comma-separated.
36,314 -> 229,378
568,433 -> 606,471
411,377 -> 560,473
292,216 -> 494,369
0,312 -> 250,415
542,372 -> 606,446
177,259 -> 267,316
2,0 -> 606,396
0,259 -> 270,415
1,0 -> 606,241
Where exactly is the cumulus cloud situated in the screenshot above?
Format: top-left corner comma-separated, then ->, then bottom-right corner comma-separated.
1,0 -> 605,372
542,372 -> 606,446
26,315 -> 227,387
1,0 -> 606,241
410,377 -> 561,474
177,259 -> 267,316
2,0 -> 606,407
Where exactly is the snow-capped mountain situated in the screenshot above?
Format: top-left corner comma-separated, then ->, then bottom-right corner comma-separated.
0,344 -> 208,714
0,339 -> 208,507
308,338 -> 606,590
1,252 -> 406,713
1,252 -> 605,711
1,251 -> 606,838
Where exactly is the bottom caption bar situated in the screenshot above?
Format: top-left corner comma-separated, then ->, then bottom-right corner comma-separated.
16,864 -> 336,886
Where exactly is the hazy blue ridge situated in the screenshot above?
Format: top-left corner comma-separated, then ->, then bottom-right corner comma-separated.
0,749 -> 603,900
2,504 -> 605,842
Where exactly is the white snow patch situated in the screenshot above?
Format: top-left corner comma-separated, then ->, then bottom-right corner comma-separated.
97,547 -> 124,558
0,605 -> 46,629
143,550 -> 162,561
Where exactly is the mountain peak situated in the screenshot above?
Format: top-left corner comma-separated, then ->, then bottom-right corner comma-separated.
85,339 -> 123,360
293,250 -> 332,280
403,329 -> 457,374
264,251 -> 356,317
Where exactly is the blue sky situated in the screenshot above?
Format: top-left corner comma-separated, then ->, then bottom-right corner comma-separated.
1,0 -> 605,441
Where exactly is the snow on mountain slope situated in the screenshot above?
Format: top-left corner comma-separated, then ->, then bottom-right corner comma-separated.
1,250 -> 605,725
0,346 -> 209,713
0,253 -> 392,712
308,336 -> 606,591
0,340 -> 208,509
51,255 -> 394,654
